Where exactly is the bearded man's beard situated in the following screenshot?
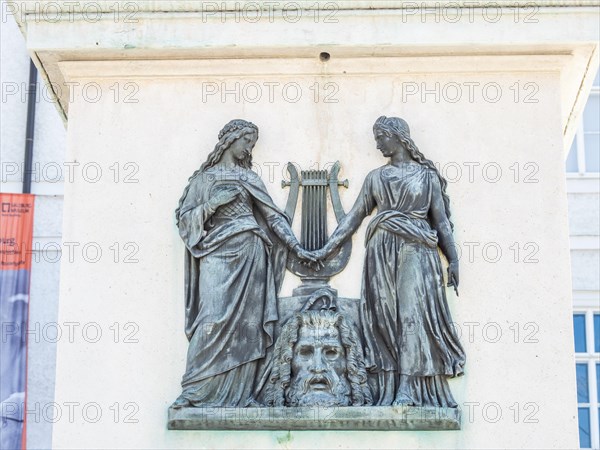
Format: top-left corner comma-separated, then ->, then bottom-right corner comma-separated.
285,372 -> 352,407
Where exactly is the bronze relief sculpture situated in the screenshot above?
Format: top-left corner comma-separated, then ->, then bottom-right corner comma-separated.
169,117 -> 465,430
172,120 -> 318,409
265,310 -> 372,407
314,116 -> 465,408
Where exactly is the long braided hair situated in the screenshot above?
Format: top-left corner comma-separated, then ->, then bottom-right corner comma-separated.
175,119 -> 258,225
374,116 -> 453,229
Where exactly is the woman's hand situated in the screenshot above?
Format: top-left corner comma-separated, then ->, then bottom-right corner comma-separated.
313,244 -> 340,262
293,245 -> 324,271
209,186 -> 240,210
447,260 -> 459,296
311,248 -> 328,261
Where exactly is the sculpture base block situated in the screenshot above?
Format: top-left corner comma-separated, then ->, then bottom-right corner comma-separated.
167,406 -> 461,431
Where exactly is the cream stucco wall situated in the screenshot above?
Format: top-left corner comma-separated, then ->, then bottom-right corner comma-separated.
47,57 -> 578,448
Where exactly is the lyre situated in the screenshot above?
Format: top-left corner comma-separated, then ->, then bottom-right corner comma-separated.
282,161 -> 352,296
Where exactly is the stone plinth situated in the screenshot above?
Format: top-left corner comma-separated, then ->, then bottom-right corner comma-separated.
168,406 -> 461,431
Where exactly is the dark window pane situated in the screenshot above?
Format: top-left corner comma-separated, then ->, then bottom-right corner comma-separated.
577,364 -> 590,403
597,363 -> 600,402
594,314 -> 600,353
579,408 -> 591,448
584,133 -> 599,172
566,139 -> 579,172
574,314 -> 587,352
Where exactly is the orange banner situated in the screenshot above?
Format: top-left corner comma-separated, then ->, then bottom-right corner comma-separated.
0,193 -> 35,450
0,194 -> 35,271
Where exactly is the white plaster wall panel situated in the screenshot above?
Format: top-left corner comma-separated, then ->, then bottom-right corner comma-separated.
567,192 -> 600,236
49,60 -> 578,448
0,4 -> 30,189
570,250 -> 600,291
32,195 -> 63,237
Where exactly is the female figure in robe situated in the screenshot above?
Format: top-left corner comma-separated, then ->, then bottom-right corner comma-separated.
315,116 -> 465,407
172,119 -> 315,408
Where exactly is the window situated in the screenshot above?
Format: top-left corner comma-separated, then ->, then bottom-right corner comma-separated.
574,311 -> 600,448
567,70 -> 600,174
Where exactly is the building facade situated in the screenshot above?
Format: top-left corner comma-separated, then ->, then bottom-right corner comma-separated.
1,2 -> 598,448
566,69 -> 600,449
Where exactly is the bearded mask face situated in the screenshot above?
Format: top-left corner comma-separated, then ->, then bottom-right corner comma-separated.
285,325 -> 351,407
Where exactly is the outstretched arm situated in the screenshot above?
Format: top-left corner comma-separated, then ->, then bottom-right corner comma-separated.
315,176 -> 375,260
255,198 -> 321,267
429,174 -> 459,288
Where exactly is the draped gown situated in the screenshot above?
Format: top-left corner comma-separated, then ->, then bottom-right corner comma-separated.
331,162 -> 465,407
176,167 -> 295,407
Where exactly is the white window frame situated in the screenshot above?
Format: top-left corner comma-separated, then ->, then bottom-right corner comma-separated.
574,303 -> 600,449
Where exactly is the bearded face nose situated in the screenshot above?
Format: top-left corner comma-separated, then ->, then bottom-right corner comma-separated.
308,357 -> 327,373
